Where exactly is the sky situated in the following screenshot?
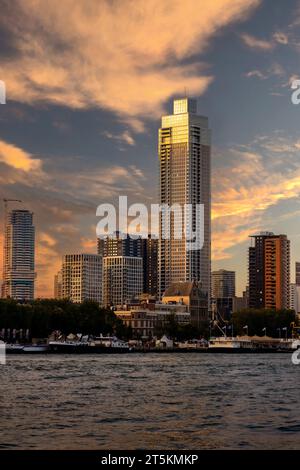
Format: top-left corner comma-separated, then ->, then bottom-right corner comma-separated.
0,0 -> 300,297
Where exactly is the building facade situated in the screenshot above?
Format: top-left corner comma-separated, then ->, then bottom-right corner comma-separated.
61,254 -> 102,303
103,256 -> 143,308
249,232 -> 290,310
296,262 -> 300,286
158,98 -> 211,299
2,209 -> 36,301
141,235 -> 158,296
290,283 -> 300,315
211,270 -> 236,298
97,232 -> 142,258
162,281 -> 208,327
54,270 -> 62,299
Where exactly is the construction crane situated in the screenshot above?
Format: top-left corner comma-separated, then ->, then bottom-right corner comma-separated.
3,198 -> 22,224
3,198 -> 22,212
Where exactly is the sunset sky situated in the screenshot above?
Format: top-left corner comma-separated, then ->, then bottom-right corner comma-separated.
1,0 -> 300,297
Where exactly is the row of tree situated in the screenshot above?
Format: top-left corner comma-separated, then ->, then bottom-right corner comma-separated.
0,299 -> 131,340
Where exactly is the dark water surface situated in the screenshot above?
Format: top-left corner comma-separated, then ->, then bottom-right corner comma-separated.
0,354 -> 299,449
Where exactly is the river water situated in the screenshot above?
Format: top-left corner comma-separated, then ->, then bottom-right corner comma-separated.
0,354 -> 299,450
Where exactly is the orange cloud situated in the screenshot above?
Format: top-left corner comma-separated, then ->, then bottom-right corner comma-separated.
0,139 -> 41,172
0,0 -> 260,127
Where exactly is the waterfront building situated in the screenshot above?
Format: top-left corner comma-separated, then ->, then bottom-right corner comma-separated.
61,254 -> 102,304
115,303 -> 191,339
248,232 -> 290,310
158,97 -> 211,299
162,281 -> 208,326
103,256 -> 143,308
2,209 -> 36,301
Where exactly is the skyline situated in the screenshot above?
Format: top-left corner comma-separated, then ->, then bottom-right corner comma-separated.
1,0 -> 300,296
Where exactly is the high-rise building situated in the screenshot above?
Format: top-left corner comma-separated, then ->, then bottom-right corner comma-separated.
211,270 -> 236,298
158,97 -> 211,300
98,233 -> 158,297
61,254 -> 102,304
54,270 -> 62,299
296,262 -> 300,286
141,235 -> 158,296
103,256 -> 143,308
2,209 -> 36,301
249,232 -> 290,310
290,283 -> 300,314
97,232 -> 142,258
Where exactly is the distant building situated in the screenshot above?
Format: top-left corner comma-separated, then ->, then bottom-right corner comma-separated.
249,232 -> 290,310
2,209 -> 36,301
296,262 -> 300,286
61,254 -> 102,304
103,256 -> 143,308
162,281 -> 208,327
211,270 -> 235,298
54,270 -> 62,299
290,283 -> 300,314
158,98 -> 211,299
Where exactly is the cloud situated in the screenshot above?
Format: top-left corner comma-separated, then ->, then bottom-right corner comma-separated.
212,134 -> 300,260
240,33 -> 274,50
0,137 -> 148,297
245,70 -> 268,80
102,130 -> 135,146
0,0 -> 260,127
0,139 -> 41,171
273,32 -> 289,45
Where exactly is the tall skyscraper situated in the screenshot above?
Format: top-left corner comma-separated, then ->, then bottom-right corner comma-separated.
61,254 -> 102,304
103,256 -> 143,308
249,232 -> 290,310
296,262 -> 300,286
2,209 -> 36,301
211,270 -> 236,298
158,97 -> 211,299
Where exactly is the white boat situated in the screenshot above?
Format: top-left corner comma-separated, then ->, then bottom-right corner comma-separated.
6,344 -> 24,353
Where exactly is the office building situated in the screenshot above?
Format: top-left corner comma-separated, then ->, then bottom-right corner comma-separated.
2,209 -> 36,301
158,97 -> 211,299
61,254 -> 102,304
103,256 -> 143,308
249,232 -> 290,310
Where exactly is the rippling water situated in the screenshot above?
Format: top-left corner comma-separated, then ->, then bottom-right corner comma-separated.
0,354 -> 299,449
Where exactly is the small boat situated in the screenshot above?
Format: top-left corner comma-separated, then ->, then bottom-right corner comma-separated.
23,344 -> 49,353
